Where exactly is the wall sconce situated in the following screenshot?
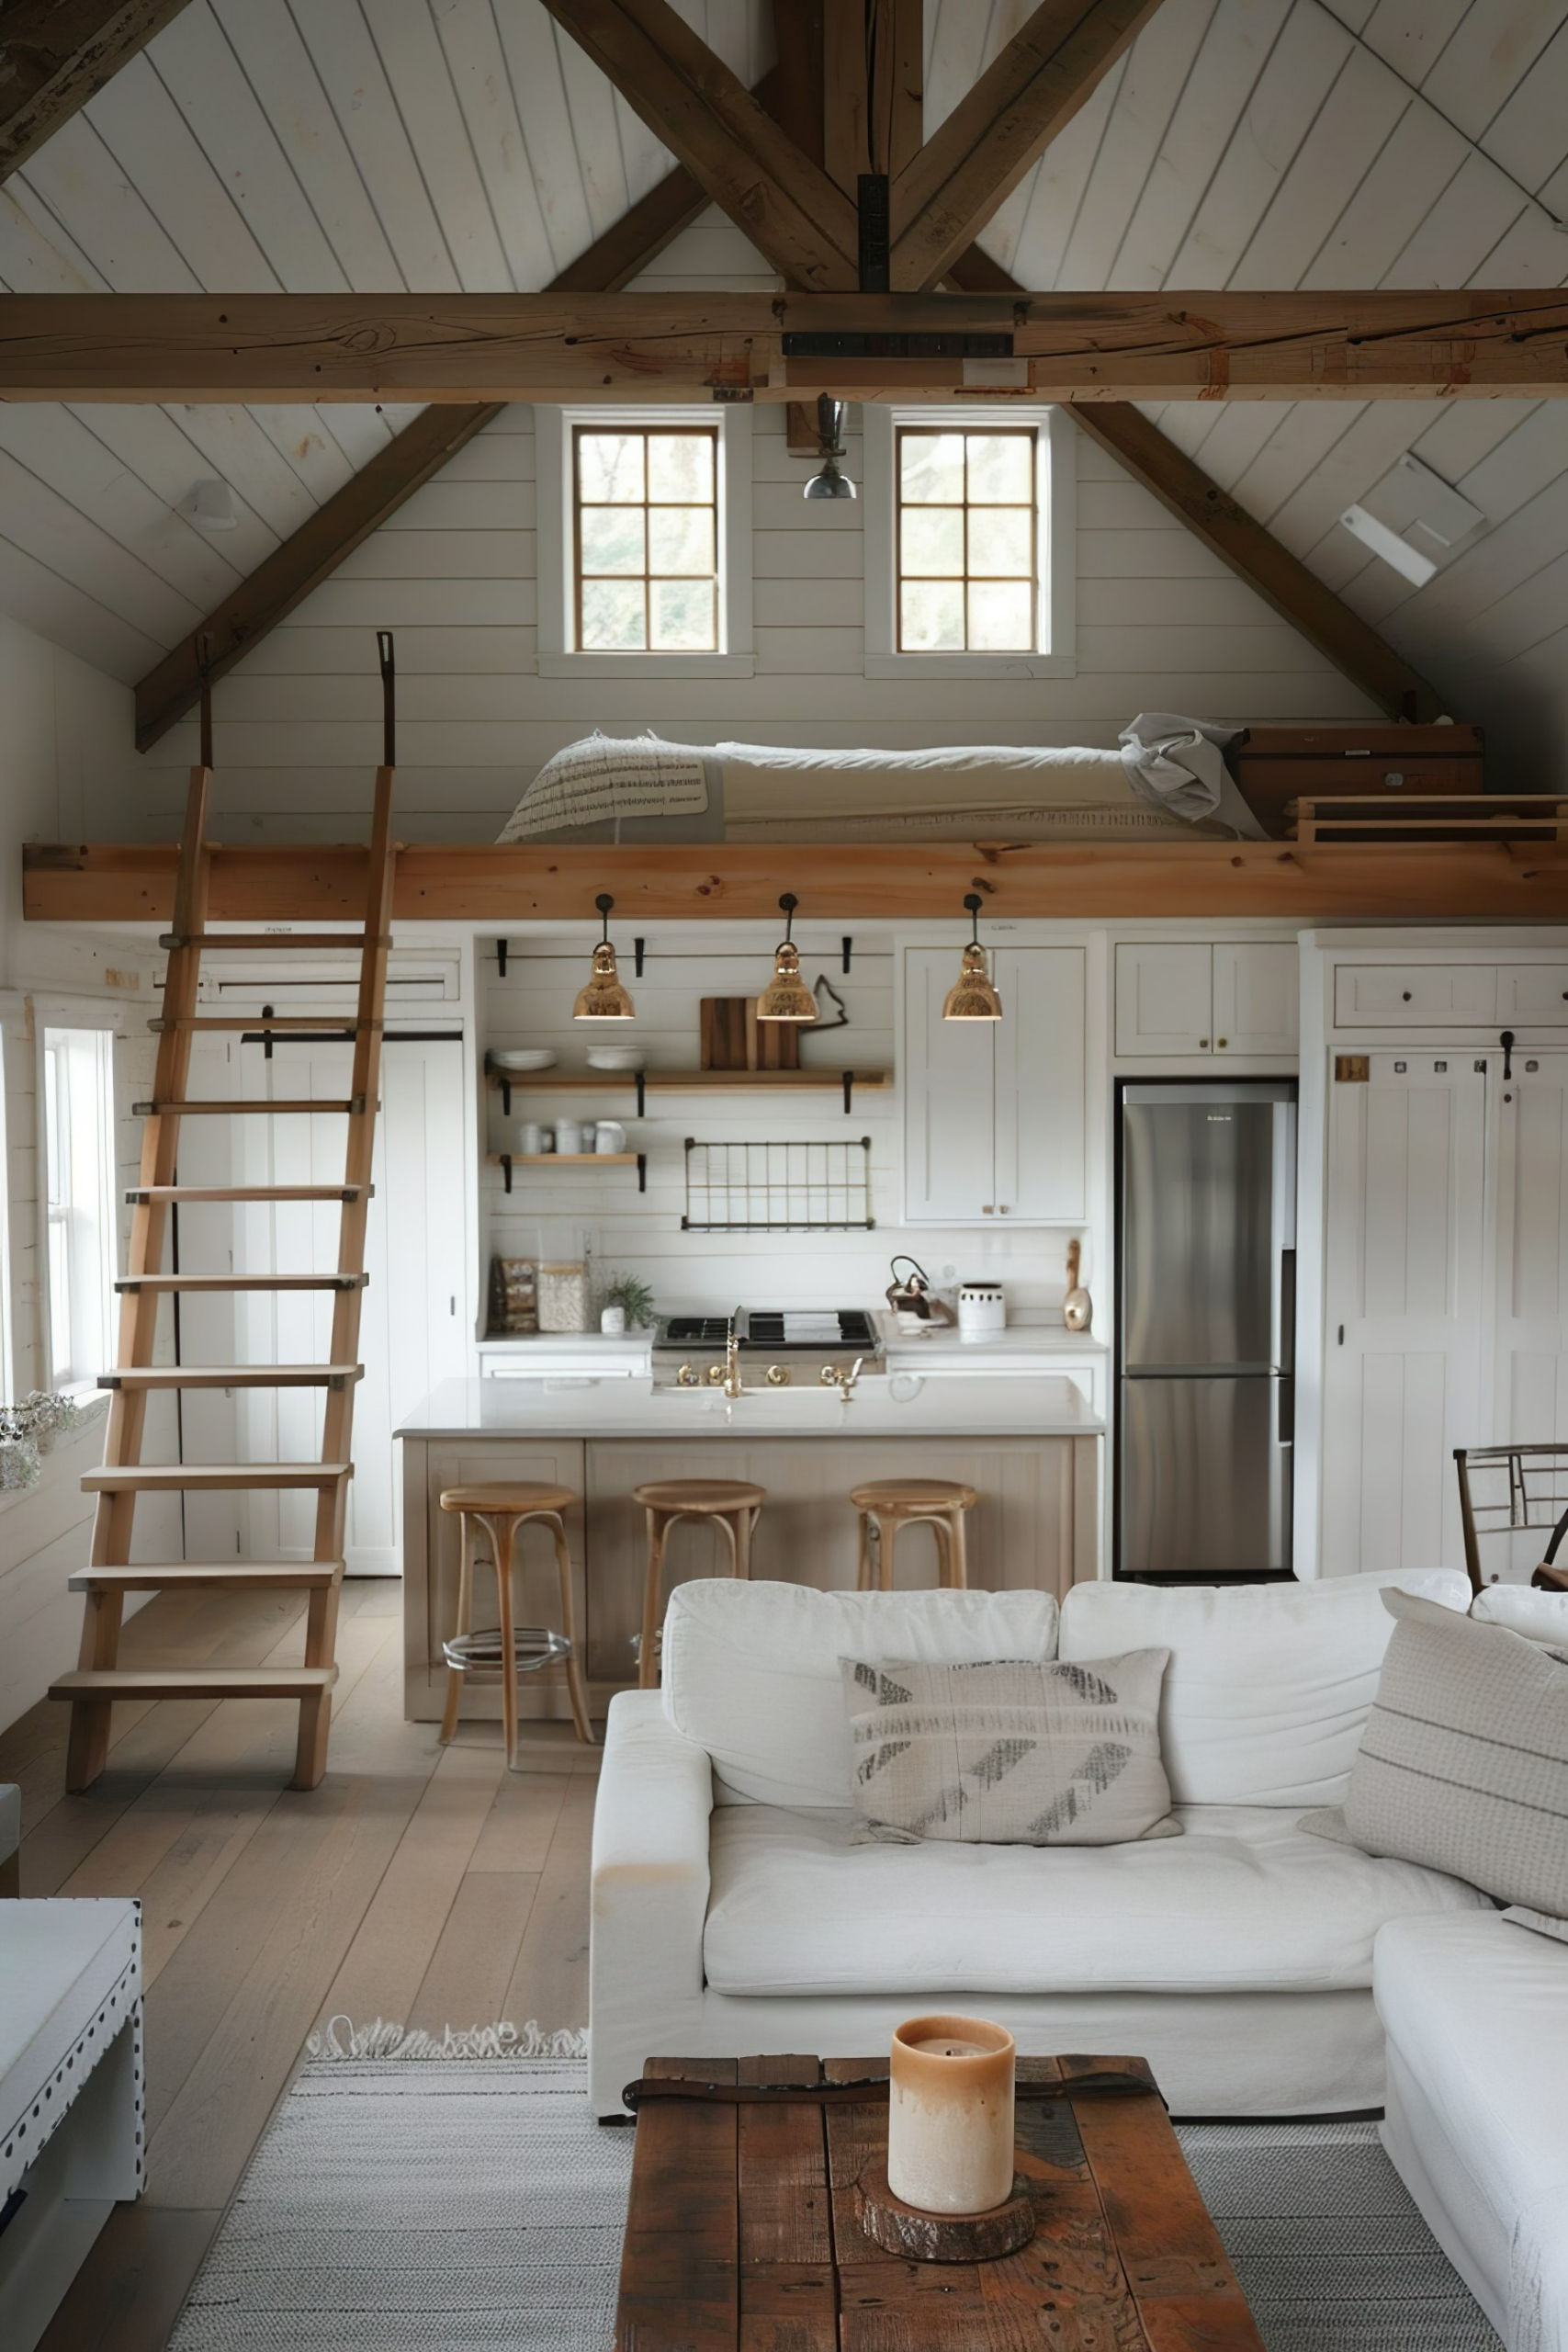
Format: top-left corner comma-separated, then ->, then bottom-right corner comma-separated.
942,894 -> 1003,1022
755,894 -> 819,1022
572,893 -> 636,1021
803,396 -> 856,501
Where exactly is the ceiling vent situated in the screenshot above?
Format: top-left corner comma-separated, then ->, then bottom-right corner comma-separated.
1339,454 -> 1483,589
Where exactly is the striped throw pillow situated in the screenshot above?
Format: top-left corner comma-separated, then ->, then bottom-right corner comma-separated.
1303,1588 -> 1568,1918
839,1651 -> 1179,1847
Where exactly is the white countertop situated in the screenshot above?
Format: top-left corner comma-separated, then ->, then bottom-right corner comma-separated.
475,1314 -> 1107,1378
398,1374 -> 1104,1440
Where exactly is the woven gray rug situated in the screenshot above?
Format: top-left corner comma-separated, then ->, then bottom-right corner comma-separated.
171,2053 -> 1502,2350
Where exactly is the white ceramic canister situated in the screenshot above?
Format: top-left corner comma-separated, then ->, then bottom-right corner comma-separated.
555,1117 -> 584,1156
595,1120 -> 627,1154
957,1281 -> 1006,1340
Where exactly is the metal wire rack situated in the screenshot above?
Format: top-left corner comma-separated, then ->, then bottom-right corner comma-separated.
1454,1443 -> 1568,1593
682,1136 -> 874,1231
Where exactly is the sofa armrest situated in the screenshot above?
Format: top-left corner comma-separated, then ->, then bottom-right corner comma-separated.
588,1691 -> 714,2116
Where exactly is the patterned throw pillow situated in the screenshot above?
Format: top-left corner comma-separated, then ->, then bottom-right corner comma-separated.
1303,1589 -> 1568,1921
838,1651 -> 1179,1847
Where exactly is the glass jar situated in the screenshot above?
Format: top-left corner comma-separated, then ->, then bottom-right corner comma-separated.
538,1259 -> 591,1332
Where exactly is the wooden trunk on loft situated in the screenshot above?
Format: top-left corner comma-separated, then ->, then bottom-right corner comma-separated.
1232,725 -> 1485,839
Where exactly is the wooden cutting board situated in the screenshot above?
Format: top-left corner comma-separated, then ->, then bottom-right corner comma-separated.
700,997 -> 800,1070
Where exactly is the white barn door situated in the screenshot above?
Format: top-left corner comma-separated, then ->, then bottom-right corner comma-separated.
1321,1053 -> 1488,1577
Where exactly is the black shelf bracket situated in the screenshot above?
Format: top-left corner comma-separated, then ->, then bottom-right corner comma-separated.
842,1069 -> 857,1113
501,1152 -> 513,1195
637,1152 -> 648,1193
635,1070 -> 647,1119
634,937 -> 646,977
500,1075 -> 512,1116
841,935 -> 852,973
496,938 -> 508,978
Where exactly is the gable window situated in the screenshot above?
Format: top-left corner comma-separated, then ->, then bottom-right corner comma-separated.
864,405 -> 1075,677
41,1024 -> 117,1389
538,406 -> 753,675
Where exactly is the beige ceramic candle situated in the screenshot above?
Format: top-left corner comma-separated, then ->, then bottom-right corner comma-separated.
886,2014 -> 1016,2216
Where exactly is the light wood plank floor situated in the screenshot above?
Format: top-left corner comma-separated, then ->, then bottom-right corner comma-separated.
0,1579 -> 600,2352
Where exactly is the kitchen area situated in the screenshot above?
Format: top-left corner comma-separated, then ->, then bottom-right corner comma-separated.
394,915 -> 1305,1730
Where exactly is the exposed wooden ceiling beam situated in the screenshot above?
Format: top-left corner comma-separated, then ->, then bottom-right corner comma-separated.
26,838 -> 1568,925
824,0 -> 923,191
0,0 -> 195,179
943,250 -> 1444,724
536,0 -> 860,290
130,103 -> 748,752
889,0 -> 1167,289
10,289 -> 1568,402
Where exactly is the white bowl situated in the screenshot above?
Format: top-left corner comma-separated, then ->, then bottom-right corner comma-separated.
491,1048 -> 557,1072
586,1047 -> 647,1070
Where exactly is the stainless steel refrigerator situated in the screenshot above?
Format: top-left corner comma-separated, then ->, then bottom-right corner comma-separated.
1117,1080 -> 1296,1578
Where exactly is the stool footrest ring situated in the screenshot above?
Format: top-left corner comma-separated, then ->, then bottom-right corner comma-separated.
442,1627 -> 571,1674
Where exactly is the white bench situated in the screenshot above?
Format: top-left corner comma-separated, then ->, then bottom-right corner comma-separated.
0,1899 -> 144,2352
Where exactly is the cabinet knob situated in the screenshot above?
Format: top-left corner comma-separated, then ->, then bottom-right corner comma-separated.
1198,1038 -> 1208,1048
998,1204 -> 1010,1215
1403,990 -> 1412,1001
1216,1037 -> 1228,1049
982,1204 -> 995,1215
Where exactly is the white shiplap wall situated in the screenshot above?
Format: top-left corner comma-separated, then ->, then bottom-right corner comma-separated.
130,372 -> 1374,841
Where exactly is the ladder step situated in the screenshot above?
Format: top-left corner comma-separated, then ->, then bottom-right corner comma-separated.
51,1667 -> 338,1703
99,1365 -> 363,1391
69,1561 -> 344,1594
151,1016 -> 381,1033
132,1099 -> 365,1117
83,1462 -> 352,1493
162,933 -> 389,951
116,1273 -> 368,1295
124,1185 -> 369,1204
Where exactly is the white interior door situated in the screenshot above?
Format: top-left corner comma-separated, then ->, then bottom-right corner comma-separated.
1321,1051 -> 1488,1577
231,1034 -> 468,1575
1491,1049 -> 1568,1578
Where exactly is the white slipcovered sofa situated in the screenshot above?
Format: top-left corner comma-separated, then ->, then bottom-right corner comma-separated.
588,1570 -> 1494,2119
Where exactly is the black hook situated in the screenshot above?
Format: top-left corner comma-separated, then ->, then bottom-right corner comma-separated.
634,937 -> 645,978
1501,1030 -> 1516,1081
841,935 -> 852,973
378,631 -> 396,767
496,939 -> 508,978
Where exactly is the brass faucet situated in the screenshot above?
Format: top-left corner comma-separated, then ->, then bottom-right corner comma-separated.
824,1355 -> 864,1402
724,1310 -> 745,1399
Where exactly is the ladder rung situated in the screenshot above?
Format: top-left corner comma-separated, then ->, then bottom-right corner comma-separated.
162,933 -> 389,951
150,1016 -> 381,1033
83,1463 -> 352,1493
116,1273 -> 368,1295
99,1364 -> 362,1391
124,1185 -> 370,1204
69,1561 -> 344,1593
51,1667 -> 338,1703
132,1098 -> 366,1117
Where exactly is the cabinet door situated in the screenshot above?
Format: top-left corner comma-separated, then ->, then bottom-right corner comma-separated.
1213,943 -> 1298,1057
1496,967 -> 1568,1023
1115,944 -> 1213,1055
901,946 -> 998,1221
1321,1054 -> 1487,1577
993,946 -> 1087,1221
1333,965 -> 1497,1027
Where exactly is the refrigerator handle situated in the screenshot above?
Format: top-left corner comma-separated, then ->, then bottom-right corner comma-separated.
1278,1247 -> 1296,1445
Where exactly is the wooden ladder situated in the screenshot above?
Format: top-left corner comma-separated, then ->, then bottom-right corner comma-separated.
51,637 -> 400,1793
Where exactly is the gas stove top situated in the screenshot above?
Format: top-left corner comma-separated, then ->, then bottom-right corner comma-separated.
651,1307 -> 883,1388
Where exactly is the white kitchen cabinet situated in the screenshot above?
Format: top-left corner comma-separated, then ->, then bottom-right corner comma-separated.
1116,942 -> 1297,1057
1333,964 -> 1498,1027
902,944 -> 1086,1224
1114,944 -> 1212,1055
1496,967 -> 1568,1023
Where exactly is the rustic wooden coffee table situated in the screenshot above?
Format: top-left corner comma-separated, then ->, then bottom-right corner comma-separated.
615,2052 -> 1267,2349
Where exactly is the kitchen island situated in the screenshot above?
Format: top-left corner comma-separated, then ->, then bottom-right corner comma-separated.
398,1371 -> 1103,1724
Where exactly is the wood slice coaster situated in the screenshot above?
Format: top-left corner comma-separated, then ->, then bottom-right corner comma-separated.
856,2160 -> 1036,2262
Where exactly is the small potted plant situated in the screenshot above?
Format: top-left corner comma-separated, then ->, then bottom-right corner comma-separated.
599,1271 -> 656,1336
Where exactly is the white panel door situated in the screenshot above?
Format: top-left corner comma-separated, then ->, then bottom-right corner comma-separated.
234,1035 -> 468,1575
1321,1052 -> 1488,1577
993,946 -> 1087,1222
1491,1051 -> 1568,1579
1213,943 -> 1298,1057
1114,944 -> 1212,1055
901,947 -> 998,1222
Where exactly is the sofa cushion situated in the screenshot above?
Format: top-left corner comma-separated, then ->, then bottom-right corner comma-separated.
662,1581 -> 1059,1808
1472,1584 -> 1568,1648
840,1651 -> 1179,1846
1057,1570 -> 1471,1808
1304,1589 -> 1568,1921
1375,1915 -> 1568,2352
702,1801 -> 1488,1997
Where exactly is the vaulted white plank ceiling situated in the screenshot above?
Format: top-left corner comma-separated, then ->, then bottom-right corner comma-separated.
1,0 -> 1566,769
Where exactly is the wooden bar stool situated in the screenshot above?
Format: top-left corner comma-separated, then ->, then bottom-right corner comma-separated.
851,1478 -> 977,1591
632,1479 -> 766,1690
438,1481 -> 595,1760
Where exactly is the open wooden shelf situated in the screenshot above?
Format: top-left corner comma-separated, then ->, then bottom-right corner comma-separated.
485,1065 -> 888,1114
486,1148 -> 647,1193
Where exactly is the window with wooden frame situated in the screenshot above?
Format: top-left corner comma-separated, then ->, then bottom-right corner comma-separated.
863,405 -> 1075,679
572,424 -> 721,652
896,427 -> 1037,652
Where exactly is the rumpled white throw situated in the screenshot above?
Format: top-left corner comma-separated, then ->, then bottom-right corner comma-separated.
1120,713 -> 1264,839
498,731 -> 708,841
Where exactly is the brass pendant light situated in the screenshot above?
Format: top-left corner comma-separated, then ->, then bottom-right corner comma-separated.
755,893 -> 819,1023
942,893 -> 1003,1022
572,893 -> 636,1022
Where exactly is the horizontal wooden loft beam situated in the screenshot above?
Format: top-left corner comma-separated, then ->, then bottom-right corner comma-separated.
4,290 -> 1568,401
24,840 -> 1568,924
